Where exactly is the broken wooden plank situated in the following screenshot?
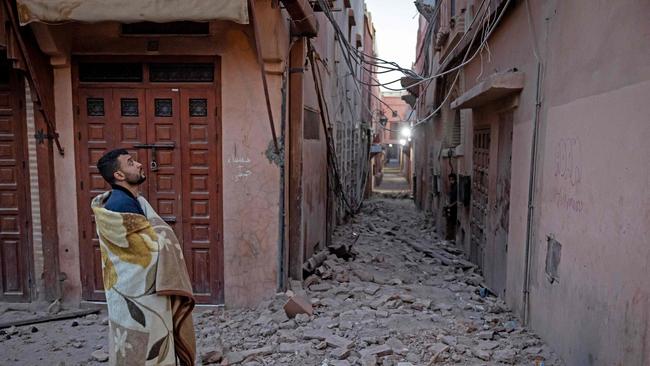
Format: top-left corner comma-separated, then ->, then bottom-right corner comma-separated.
0,308 -> 100,329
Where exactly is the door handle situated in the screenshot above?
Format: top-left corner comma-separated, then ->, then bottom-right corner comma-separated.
132,143 -> 175,172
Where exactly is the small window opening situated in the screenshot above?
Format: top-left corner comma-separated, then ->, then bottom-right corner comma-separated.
79,63 -> 143,82
121,22 -> 209,35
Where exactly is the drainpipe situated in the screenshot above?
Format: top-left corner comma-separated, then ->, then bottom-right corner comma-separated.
523,61 -> 543,325
277,64 -> 289,292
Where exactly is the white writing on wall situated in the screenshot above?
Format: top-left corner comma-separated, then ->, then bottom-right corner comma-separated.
553,137 -> 584,213
227,144 -> 252,181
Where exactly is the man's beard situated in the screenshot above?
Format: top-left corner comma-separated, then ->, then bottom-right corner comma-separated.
126,172 -> 146,185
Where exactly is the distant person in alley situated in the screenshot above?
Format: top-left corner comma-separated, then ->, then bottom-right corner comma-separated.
92,149 -> 195,365
445,173 -> 458,240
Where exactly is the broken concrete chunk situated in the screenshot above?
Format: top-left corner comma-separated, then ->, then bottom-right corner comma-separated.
359,344 -> 393,358
329,347 -> 352,360
477,330 -> 495,340
328,360 -> 351,366
302,329 -> 330,341
278,342 -> 309,354
410,299 -> 431,311
386,337 -> 408,355
360,354 -> 378,366
310,283 -> 333,292
326,334 -> 354,349
364,284 -> 380,295
283,296 -> 314,318
493,348 -> 517,364
472,348 -> 492,361
91,350 -> 109,362
478,340 -> 499,350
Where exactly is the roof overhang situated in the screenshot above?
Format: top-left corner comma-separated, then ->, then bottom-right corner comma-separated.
451,71 -> 525,109
282,0 -> 319,37
402,94 -> 417,108
16,0 -> 250,24
400,76 -> 421,97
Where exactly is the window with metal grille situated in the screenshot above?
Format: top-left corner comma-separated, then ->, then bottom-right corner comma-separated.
78,63 -> 143,82
445,109 -> 462,147
149,63 -> 214,82
121,21 -> 209,35
303,108 -> 320,140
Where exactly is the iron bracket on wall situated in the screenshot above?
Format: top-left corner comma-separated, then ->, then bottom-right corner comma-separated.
34,129 -> 60,145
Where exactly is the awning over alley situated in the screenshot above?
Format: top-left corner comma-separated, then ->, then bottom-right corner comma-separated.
16,0 -> 249,24
450,71 -> 525,109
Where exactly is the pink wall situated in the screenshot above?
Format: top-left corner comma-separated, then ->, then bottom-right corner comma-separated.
38,0 -> 289,307
459,0 -> 650,364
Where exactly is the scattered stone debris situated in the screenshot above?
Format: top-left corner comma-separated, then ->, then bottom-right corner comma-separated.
191,197 -> 564,365
0,197 -> 564,365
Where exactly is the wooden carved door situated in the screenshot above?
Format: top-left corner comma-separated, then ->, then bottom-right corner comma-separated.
470,128 -> 490,270
0,66 -> 32,302
77,85 -> 223,304
491,112 -> 513,297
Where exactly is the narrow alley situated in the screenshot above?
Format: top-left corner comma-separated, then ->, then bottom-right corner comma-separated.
374,160 -> 410,194
1,195 -> 562,365
0,0 -> 648,365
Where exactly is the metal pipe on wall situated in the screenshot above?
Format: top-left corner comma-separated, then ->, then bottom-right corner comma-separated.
277,65 -> 288,292
523,60 -> 543,325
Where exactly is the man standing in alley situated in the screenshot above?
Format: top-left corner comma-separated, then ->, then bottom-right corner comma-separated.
92,149 -> 195,365
444,173 -> 458,240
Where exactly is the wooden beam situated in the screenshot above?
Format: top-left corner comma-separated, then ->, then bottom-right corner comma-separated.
288,38 -> 305,280
280,0 -> 319,37
0,308 -> 99,329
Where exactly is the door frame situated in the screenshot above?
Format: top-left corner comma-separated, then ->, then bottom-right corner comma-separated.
71,56 -> 224,303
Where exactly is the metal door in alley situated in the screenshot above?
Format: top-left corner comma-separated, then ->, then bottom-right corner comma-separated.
75,61 -> 223,304
0,60 -> 33,302
470,128 -> 490,270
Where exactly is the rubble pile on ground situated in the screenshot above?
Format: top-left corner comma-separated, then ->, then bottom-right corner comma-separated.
196,197 -> 564,366
0,197 -> 563,365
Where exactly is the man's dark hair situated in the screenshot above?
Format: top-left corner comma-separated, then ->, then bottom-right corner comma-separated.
448,173 -> 457,180
97,148 -> 129,184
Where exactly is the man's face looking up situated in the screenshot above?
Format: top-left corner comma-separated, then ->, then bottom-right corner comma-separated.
115,153 -> 146,185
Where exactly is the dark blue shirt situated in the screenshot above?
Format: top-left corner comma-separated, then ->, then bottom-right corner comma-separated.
104,185 -> 145,216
